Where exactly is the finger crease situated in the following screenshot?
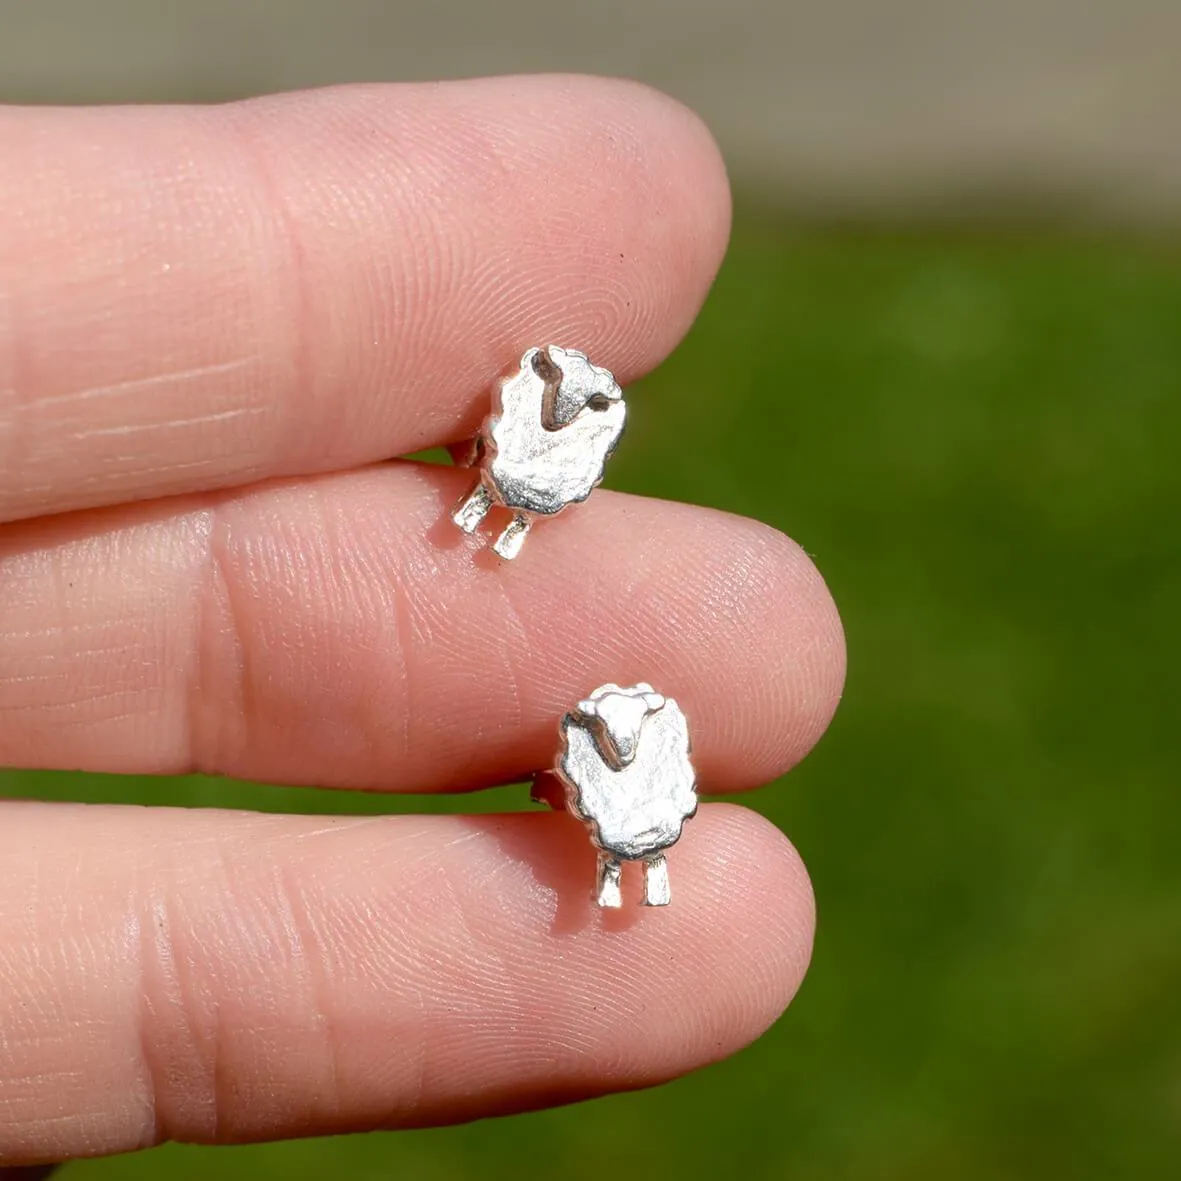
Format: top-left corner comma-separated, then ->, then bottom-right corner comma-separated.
224,111 -> 324,473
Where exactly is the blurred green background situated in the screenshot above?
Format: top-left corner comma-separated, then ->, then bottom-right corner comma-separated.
4,219 -> 1180,1177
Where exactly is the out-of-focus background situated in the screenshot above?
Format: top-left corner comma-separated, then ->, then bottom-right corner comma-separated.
3,1 -> 1180,1178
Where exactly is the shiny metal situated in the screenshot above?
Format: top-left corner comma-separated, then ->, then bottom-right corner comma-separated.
555,683 -> 698,908
451,346 -> 626,559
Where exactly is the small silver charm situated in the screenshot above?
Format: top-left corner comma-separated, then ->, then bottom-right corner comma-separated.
451,346 -> 626,559
555,683 -> 698,908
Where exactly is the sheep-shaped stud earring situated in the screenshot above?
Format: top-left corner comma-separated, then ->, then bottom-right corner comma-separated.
555,683 -> 698,908
451,346 -> 626,559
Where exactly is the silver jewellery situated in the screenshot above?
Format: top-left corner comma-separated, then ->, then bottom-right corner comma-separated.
453,350 -> 696,908
451,345 -> 626,559
555,683 -> 698,908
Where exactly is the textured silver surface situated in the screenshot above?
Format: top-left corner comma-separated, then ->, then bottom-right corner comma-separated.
451,346 -> 625,559
556,683 -> 697,908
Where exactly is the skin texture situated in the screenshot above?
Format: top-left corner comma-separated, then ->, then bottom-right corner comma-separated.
0,77 -> 846,1165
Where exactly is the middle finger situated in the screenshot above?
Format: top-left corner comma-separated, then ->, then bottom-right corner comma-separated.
0,463 -> 844,793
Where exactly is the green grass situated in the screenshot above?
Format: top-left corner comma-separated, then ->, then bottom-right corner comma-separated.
7,218 -> 1181,1178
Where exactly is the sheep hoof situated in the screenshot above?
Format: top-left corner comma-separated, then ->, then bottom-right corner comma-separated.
493,512 -> 532,560
596,856 -> 623,908
452,482 -> 492,533
642,855 -> 671,907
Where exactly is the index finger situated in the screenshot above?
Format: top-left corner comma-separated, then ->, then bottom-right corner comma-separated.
0,76 -> 730,522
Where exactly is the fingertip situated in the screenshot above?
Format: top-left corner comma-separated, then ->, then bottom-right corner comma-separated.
591,74 -> 733,272
419,72 -> 733,384
577,75 -> 734,377
452,803 -> 814,1092
233,75 -> 733,391
592,501 -> 844,791
733,521 -> 847,787
697,803 -> 816,1024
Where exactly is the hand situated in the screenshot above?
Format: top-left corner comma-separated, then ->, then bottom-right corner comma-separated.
0,76 -> 845,1164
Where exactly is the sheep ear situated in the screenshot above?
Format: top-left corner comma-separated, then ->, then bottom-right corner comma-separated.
530,346 -> 560,385
575,699 -> 598,719
642,691 -> 666,712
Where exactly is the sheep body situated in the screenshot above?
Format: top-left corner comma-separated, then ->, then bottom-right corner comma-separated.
486,346 -> 626,515
451,346 -> 625,559
557,683 -> 698,907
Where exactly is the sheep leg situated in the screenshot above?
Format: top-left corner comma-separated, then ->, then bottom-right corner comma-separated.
452,481 -> 493,533
642,855 -> 671,906
493,512 -> 532,560
596,854 -> 623,908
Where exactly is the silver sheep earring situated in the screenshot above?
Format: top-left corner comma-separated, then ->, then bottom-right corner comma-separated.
451,346 -> 626,559
553,683 -> 698,908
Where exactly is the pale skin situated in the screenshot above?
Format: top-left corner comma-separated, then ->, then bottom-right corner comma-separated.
0,76 -> 846,1166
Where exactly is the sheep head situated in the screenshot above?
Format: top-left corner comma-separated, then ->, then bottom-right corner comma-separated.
571,682 -> 667,771
532,345 -> 623,430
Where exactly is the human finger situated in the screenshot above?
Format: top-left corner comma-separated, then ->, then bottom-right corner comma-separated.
0,802 -> 812,1163
0,463 -> 844,791
0,75 -> 730,522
